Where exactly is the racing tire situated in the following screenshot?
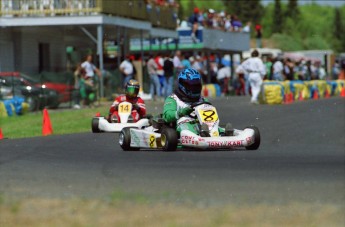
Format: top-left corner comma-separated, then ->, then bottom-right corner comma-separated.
119,127 -> 140,151
245,126 -> 260,150
160,127 -> 178,152
91,117 -> 101,133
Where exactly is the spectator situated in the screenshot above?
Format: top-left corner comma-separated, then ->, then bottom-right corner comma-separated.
240,49 -> 266,104
209,61 -> 218,84
206,9 -> 216,28
304,60 -> 314,81
81,54 -> 101,102
332,60 -> 340,80
119,55 -> 134,88
255,24 -> 262,48
217,64 -> 231,96
154,53 -> 165,95
284,58 -> 294,80
191,55 -> 206,83
173,50 -> 184,76
188,7 -> 202,43
147,54 -> 161,101
81,54 -> 101,82
163,53 -> 175,97
224,14 -> 232,31
73,64 -> 82,109
181,53 -> 191,69
263,56 -> 273,80
243,21 -> 251,33
294,60 -> 306,80
231,15 -> 242,32
235,63 -> 246,96
272,57 -> 284,81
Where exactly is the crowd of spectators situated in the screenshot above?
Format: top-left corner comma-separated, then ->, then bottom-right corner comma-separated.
179,7 -> 249,33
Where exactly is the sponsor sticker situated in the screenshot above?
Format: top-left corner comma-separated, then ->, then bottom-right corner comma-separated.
181,135 -> 197,145
207,140 -> 243,147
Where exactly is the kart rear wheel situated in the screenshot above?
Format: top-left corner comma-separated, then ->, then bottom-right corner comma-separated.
119,127 -> 140,151
91,118 -> 101,133
161,127 -> 178,151
245,126 -> 260,150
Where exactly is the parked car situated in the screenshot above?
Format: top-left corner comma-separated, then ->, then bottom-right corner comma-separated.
0,74 -> 60,111
36,71 -> 75,103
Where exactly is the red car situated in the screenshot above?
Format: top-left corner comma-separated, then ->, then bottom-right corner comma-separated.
0,72 -> 74,105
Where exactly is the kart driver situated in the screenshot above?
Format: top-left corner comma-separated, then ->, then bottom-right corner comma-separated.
108,79 -> 146,123
162,68 -> 233,137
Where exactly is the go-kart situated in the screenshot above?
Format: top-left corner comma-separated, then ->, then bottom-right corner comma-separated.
91,101 -> 150,133
119,100 -> 260,151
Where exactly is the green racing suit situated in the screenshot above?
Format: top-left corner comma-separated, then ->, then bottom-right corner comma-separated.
162,94 -> 225,135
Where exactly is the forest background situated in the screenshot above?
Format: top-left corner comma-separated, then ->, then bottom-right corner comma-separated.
176,0 -> 345,53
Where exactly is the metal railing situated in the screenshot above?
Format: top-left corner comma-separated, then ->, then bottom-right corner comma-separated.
0,0 -> 177,29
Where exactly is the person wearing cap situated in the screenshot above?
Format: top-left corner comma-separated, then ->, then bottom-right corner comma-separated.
240,49 -> 266,104
188,7 -> 202,42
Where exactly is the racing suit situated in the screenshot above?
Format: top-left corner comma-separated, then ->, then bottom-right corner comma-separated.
108,95 -> 146,122
163,91 -> 225,135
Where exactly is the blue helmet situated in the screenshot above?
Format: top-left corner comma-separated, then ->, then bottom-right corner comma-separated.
178,68 -> 202,101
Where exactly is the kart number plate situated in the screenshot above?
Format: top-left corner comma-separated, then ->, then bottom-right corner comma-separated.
198,108 -> 218,123
119,103 -> 131,113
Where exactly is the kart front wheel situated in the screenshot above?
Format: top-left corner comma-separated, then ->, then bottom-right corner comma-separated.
119,127 -> 140,151
160,127 -> 178,151
92,118 -> 101,133
245,126 -> 260,150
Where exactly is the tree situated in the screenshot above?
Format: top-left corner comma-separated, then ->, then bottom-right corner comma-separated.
222,0 -> 263,24
272,0 -> 283,34
333,8 -> 345,51
286,0 -> 300,19
241,0 -> 263,24
333,8 -> 343,40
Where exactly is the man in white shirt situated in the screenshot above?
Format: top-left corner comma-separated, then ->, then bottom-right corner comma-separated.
240,49 -> 266,104
217,65 -> 231,95
173,50 -> 184,76
119,56 -> 134,88
81,54 -> 101,79
272,57 -> 284,81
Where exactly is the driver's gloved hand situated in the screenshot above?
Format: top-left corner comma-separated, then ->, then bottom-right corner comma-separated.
178,107 -> 193,117
133,104 -> 141,111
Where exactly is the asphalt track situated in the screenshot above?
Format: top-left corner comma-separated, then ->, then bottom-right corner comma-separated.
0,97 -> 344,206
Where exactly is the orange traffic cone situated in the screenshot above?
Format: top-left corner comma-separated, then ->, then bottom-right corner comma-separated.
341,87 -> 345,98
289,93 -> 294,103
42,108 -> 53,136
203,87 -> 208,97
0,128 -> 4,140
313,90 -> 319,100
324,89 -> 330,98
299,91 -> 304,101
284,93 -> 293,104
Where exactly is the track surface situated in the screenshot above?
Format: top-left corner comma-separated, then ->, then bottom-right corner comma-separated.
0,97 -> 344,206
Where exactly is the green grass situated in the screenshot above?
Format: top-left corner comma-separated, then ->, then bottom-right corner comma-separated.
0,105 -> 107,139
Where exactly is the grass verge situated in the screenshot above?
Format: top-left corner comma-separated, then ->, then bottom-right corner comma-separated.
0,106 -> 107,139
0,197 -> 344,227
